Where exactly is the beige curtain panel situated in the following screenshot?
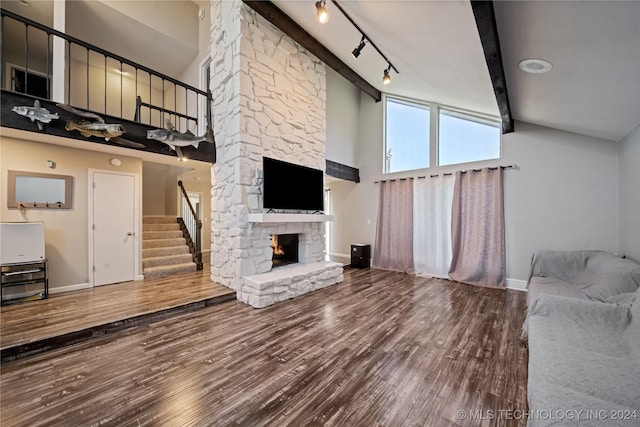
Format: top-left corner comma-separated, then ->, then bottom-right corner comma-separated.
373,179 -> 414,274
448,168 -> 506,288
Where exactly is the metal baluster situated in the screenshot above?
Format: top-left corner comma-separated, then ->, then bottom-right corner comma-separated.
120,61 -> 123,118
24,24 -> 28,94
162,79 -> 165,126
135,67 -> 138,121
67,42 -> 70,104
86,48 -> 89,109
46,33 -> 50,98
104,55 -> 107,114
148,74 -> 151,125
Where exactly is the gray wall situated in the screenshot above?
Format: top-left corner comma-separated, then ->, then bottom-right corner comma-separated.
618,124 -> 640,262
328,92 -> 620,281
325,68 -> 360,168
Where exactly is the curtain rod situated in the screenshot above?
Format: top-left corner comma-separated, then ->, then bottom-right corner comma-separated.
374,164 -> 517,183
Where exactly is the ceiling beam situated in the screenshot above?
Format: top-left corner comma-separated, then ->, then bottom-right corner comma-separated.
471,1 -> 514,134
242,0 -> 382,102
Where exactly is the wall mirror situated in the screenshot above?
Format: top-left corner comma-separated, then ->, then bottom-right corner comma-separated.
7,170 -> 74,209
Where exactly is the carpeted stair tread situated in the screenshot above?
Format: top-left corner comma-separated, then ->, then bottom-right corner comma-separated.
143,223 -> 180,232
142,238 -> 186,249
144,263 -> 197,279
143,230 -> 184,240
142,216 -> 177,224
143,253 -> 194,268
143,246 -> 190,258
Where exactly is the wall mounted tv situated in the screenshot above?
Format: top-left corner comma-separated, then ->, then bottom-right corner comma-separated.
263,157 -> 324,211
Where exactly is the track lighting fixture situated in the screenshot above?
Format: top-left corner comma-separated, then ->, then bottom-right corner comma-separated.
316,0 -> 329,24
316,0 -> 399,85
351,36 -> 367,59
382,65 -> 392,85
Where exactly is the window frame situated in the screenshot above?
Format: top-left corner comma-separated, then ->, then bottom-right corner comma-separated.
383,95 -> 432,174
383,94 -> 502,174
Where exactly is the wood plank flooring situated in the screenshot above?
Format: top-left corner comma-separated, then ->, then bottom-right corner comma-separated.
0,269 -> 234,351
0,268 -> 529,427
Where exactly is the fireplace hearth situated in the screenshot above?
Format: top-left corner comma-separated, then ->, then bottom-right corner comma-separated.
272,234 -> 299,267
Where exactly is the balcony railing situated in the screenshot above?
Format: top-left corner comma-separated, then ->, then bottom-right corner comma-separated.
1,8 -> 212,134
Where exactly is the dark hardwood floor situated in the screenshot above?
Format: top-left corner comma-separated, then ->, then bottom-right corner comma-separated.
0,268 -> 528,426
1,269 -> 234,350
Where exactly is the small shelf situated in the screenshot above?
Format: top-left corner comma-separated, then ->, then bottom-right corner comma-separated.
247,213 -> 335,223
1,260 -> 48,306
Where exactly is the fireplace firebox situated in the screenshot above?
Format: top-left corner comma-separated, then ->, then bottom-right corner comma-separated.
272,234 -> 299,267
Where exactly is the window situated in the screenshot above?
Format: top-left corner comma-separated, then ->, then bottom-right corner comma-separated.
438,109 -> 500,166
384,98 -> 430,173
383,96 -> 501,173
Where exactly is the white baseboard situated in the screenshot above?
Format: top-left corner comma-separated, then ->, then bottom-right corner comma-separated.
49,282 -> 92,294
135,274 -> 144,281
506,278 -> 527,292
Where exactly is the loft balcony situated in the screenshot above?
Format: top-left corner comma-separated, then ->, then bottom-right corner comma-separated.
0,5 -> 215,164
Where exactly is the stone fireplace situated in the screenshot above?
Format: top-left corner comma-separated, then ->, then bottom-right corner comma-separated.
272,234 -> 298,267
209,1 -> 343,308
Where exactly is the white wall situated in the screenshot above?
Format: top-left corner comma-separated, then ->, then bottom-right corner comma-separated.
618,124 -> 640,263
0,135 -> 142,290
326,68 -> 360,167
329,92 -> 620,281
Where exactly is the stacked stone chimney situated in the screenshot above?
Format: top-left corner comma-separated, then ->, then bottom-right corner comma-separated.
209,1 -> 342,308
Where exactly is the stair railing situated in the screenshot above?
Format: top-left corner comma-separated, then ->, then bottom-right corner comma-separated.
1,8 -> 213,133
178,180 -> 203,270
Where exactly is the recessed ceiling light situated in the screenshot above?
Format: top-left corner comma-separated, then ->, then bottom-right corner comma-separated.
519,59 -> 552,74
18,0 -> 30,5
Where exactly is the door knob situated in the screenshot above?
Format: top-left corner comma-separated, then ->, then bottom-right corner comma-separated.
127,232 -> 134,236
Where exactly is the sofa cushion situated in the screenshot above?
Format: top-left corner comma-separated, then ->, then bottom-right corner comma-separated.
527,276 -> 589,308
582,254 -> 640,300
528,250 -> 597,283
527,295 -> 640,427
527,250 -> 640,307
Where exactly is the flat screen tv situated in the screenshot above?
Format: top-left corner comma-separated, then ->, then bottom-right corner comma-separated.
263,157 -> 324,211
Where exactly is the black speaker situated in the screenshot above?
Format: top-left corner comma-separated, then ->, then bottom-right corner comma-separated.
351,244 -> 370,269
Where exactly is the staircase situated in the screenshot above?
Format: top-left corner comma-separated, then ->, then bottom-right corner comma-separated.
143,216 -> 197,279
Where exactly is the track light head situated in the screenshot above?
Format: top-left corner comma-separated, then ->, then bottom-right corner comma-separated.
316,0 -> 329,24
383,65 -> 392,85
351,36 -> 367,59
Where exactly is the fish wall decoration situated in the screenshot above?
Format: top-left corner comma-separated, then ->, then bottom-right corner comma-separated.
11,100 -> 59,131
146,119 -> 213,160
57,104 -> 145,149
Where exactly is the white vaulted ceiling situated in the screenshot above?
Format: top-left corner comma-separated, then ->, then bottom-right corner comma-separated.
495,1 -> 640,142
273,0 -> 640,141
273,0 -> 500,118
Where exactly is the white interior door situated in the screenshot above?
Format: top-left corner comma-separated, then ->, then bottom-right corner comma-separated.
91,171 -> 137,286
